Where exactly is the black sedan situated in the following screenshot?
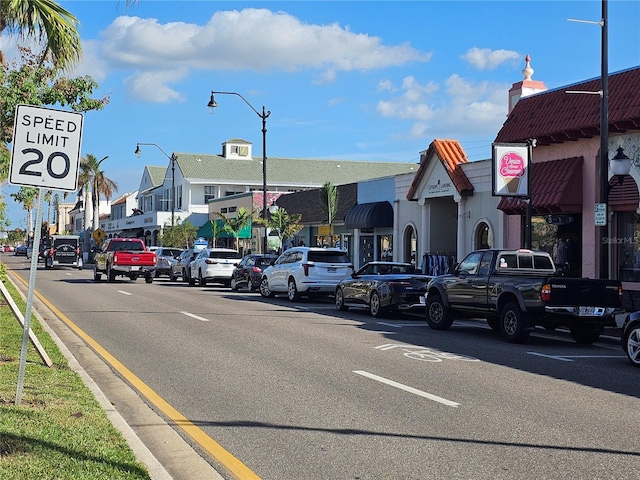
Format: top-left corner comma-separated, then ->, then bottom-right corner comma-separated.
622,311 -> 640,367
335,262 -> 432,317
230,254 -> 279,292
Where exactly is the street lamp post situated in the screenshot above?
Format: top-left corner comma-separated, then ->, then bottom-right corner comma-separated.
207,91 -> 271,254
135,143 -> 177,228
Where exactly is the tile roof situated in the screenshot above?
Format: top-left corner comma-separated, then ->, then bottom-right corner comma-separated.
495,66 -> 640,145
406,139 -> 474,200
275,183 -> 357,225
172,153 -> 418,187
497,156 -> 583,214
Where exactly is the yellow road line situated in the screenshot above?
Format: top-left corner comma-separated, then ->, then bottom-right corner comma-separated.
11,271 -> 261,480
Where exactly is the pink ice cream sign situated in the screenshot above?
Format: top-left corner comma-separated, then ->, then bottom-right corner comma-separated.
499,151 -> 526,194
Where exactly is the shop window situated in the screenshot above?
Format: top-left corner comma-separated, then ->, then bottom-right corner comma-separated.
531,214 -> 582,277
617,212 -> 640,282
475,222 -> 490,249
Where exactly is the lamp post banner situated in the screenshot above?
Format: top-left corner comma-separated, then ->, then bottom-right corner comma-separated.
492,143 -> 530,197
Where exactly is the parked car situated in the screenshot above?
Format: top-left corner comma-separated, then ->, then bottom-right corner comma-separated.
230,254 -> 279,292
171,248 -> 196,282
622,311 -> 640,367
335,262 -> 433,317
15,244 -> 28,256
153,247 -> 183,278
259,247 -> 354,301
188,248 -> 242,287
2,245 -> 12,252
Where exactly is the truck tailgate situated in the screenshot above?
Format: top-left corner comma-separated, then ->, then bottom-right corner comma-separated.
545,278 -> 622,307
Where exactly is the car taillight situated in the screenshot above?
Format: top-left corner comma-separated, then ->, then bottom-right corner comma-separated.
49,247 -> 54,255
541,283 -> 551,302
113,252 -> 120,263
205,259 -> 217,264
252,266 -> 262,273
619,286 -> 624,304
302,263 -> 313,276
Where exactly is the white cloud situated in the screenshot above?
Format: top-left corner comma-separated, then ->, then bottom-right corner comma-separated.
376,74 -> 509,139
84,8 -> 432,101
461,47 -> 520,70
123,67 -> 190,103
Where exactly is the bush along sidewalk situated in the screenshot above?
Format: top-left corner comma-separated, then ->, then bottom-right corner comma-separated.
0,271 -> 151,480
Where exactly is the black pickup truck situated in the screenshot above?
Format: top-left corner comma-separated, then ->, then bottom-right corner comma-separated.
424,248 -> 624,344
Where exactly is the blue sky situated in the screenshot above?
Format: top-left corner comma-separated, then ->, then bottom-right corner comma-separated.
2,0 -> 639,228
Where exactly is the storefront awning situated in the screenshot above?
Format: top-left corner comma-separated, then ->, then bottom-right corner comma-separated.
196,220 -> 252,239
497,157 -> 583,215
345,201 -> 393,229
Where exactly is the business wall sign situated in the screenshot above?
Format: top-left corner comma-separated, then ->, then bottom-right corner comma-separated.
492,143 -> 530,197
10,104 -> 83,192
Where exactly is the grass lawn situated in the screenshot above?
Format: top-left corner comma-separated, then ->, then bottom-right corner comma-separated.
0,273 -> 151,480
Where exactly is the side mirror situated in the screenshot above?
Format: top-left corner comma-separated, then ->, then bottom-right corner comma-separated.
448,264 -> 458,275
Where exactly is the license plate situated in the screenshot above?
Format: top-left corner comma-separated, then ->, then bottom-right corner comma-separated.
131,266 -> 140,271
579,306 -> 604,316
327,267 -> 336,273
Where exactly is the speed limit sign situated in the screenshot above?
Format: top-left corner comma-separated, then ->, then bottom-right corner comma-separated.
10,104 -> 83,192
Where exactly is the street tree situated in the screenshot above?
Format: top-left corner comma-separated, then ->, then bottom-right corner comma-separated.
10,187 -> 38,239
0,0 -> 82,70
213,207 -> 253,251
319,182 -> 338,247
160,219 -> 198,248
77,154 -> 118,242
254,206 -> 303,251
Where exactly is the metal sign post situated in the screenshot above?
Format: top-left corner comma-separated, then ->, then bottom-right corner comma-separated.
15,189 -> 45,405
9,104 -> 83,405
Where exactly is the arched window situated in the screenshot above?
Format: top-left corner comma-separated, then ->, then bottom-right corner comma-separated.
476,222 -> 490,249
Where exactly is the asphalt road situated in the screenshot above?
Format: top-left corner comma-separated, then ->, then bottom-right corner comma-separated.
6,253 -> 640,480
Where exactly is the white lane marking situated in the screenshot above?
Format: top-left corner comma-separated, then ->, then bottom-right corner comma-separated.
353,370 -> 459,407
180,311 -> 210,322
528,352 -> 626,362
117,290 -> 133,296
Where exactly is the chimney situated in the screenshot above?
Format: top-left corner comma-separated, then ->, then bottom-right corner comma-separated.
508,55 -> 548,114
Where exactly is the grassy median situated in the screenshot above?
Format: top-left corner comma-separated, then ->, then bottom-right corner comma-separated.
0,273 -> 151,480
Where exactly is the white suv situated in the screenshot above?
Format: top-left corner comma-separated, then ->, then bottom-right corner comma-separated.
259,247 -> 353,301
188,248 -> 242,286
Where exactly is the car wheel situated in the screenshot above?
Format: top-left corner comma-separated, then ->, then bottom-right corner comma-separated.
259,277 -> 275,298
287,278 -> 300,301
247,278 -> 255,292
169,272 -> 177,281
198,271 -> 206,287
425,294 -> 454,330
188,274 -> 196,286
369,291 -> 384,318
570,325 -> 600,344
182,268 -> 189,283
624,323 -> 640,367
335,287 -> 348,311
93,267 -> 102,282
145,275 -> 153,284
107,264 -> 116,283
500,302 -> 529,343
230,278 -> 239,291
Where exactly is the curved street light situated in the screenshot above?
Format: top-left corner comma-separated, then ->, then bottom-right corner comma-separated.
208,91 -> 271,254
135,143 -> 177,228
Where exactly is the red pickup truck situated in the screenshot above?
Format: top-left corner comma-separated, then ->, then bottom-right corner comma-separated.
93,238 -> 156,283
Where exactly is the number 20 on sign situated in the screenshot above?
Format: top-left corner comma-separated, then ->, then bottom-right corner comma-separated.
10,104 -> 83,192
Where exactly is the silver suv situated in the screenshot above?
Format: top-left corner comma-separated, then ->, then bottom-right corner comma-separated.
259,247 -> 353,301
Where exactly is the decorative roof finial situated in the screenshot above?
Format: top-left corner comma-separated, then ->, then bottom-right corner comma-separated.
522,54 -> 534,81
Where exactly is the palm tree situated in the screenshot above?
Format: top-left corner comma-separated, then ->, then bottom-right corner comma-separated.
77,154 -> 118,242
0,0 -> 82,69
255,206 -> 303,251
319,182 -> 338,247
213,207 -> 253,251
10,186 -> 38,240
